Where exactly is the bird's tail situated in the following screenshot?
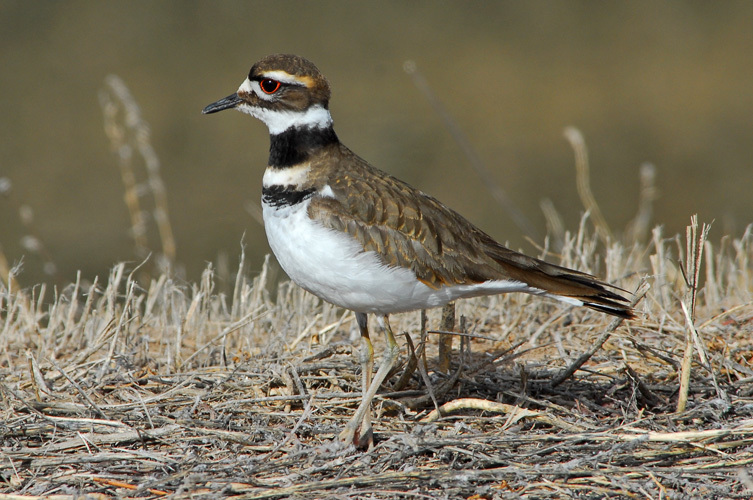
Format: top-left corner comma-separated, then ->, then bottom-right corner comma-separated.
541,284 -> 635,320
489,249 -> 635,320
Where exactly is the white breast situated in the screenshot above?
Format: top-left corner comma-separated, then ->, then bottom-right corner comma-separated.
262,194 -> 534,315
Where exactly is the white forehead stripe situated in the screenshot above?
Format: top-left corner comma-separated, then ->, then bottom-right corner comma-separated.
238,78 -> 274,101
238,78 -> 255,93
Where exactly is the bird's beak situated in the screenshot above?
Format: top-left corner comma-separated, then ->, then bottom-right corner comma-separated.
202,93 -> 243,114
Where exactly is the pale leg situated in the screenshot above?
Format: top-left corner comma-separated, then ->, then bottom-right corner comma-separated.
339,314 -> 399,447
357,313 -> 374,445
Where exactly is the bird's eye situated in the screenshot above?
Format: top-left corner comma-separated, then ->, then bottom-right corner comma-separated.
260,79 -> 281,94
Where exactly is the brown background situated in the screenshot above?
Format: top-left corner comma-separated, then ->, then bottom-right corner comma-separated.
2,1 -> 752,286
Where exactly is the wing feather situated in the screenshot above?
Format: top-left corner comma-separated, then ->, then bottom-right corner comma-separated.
306,146 -> 633,318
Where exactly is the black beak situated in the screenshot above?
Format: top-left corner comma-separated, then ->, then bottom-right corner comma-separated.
202,93 -> 243,114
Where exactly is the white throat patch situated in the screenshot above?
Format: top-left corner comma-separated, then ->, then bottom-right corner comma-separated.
236,78 -> 333,135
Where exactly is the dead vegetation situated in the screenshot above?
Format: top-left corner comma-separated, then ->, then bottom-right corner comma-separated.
1,218 -> 752,499
1,76 -> 752,500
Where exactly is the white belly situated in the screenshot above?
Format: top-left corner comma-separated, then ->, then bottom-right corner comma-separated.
262,198 -> 531,315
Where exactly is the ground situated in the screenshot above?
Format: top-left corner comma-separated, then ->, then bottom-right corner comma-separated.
2,224 -> 753,499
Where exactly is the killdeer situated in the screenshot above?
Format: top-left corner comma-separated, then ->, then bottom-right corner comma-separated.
203,54 -> 634,447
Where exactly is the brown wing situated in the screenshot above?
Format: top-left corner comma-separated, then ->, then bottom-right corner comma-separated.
308,152 -> 497,288
307,146 -> 634,318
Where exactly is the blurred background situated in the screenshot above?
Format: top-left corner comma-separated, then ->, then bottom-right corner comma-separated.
2,1 -> 752,288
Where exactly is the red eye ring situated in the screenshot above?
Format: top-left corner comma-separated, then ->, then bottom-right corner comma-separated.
260,79 -> 281,94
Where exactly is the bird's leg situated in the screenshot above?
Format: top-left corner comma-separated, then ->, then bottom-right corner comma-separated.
339,314 -> 399,448
357,313 -> 374,445
340,312 -> 373,447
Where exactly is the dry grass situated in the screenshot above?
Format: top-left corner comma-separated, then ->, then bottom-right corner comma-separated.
1,78 -> 753,499
1,218 -> 752,499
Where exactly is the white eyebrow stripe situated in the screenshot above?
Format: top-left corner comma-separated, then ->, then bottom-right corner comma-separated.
259,70 -> 307,86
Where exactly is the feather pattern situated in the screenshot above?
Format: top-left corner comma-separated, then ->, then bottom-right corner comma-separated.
306,143 -> 633,318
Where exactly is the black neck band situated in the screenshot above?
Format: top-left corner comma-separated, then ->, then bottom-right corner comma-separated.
262,185 -> 316,208
268,125 -> 338,167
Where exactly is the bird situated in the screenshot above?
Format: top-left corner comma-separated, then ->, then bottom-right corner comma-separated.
203,54 -> 634,448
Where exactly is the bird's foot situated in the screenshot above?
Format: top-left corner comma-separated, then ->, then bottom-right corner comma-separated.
338,418 -> 373,450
